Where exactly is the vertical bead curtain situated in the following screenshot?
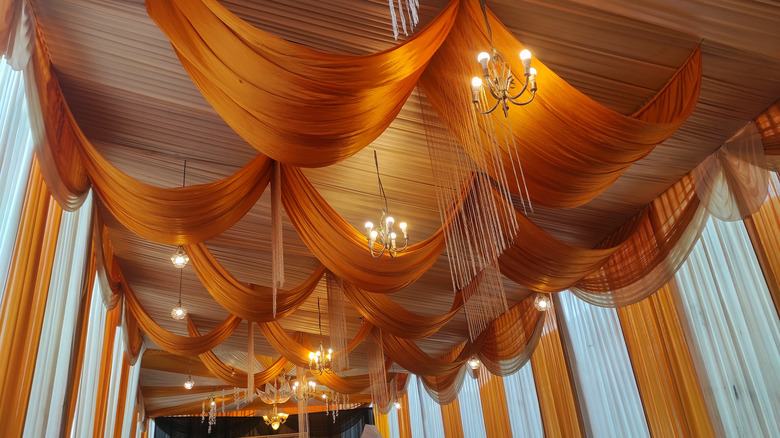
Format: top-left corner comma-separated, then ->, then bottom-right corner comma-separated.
502,363 -> 544,437
0,58 -> 34,300
556,291 -> 650,437
674,217 -> 780,436
23,193 -> 93,437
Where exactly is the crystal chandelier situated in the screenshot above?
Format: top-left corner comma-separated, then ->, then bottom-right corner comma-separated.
183,358 -> 195,389
201,393 -> 217,433
171,245 -> 189,268
322,390 -> 349,423
394,400 -> 402,410
263,404 -> 289,430
364,151 -> 408,258
468,356 -> 481,370
470,0 -> 538,117
170,160 -> 190,269
309,298 -> 333,374
534,293 -> 551,311
292,377 -> 317,400
170,269 -> 187,320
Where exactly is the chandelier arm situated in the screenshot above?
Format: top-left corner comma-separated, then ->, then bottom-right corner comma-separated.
473,98 -> 502,115
507,91 -> 536,106
506,76 -> 531,101
481,77 -> 502,101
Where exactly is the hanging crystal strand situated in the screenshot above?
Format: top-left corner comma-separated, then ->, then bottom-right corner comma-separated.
247,321 -> 254,404
387,0 -> 399,40
271,160 -> 284,318
233,387 -> 240,409
367,328 -> 391,413
327,272 -> 348,372
201,400 -> 205,422
221,390 -> 225,413
297,367 -> 309,438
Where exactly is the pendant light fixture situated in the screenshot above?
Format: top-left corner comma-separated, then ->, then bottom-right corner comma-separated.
171,269 -> 187,320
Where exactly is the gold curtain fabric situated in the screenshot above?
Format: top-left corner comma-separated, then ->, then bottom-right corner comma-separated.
0,159 -> 62,438
617,283 -> 714,437
418,0 -> 701,209
440,398 -> 465,438
477,368 -> 513,438
530,308 -> 584,437
744,172 -> 780,316
145,0 -> 459,168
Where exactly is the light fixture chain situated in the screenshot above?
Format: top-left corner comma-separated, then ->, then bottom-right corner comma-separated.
178,268 -> 183,304
478,0 -> 494,48
373,150 -> 389,213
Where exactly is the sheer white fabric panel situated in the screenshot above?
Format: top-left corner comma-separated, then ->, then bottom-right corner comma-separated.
387,401 -> 401,438
23,194 -> 92,437
503,364 -> 544,438
121,357 -> 142,438
674,217 -> 780,437
0,58 -> 34,302
416,374 -> 445,438
456,375 -> 488,438
104,328 -> 127,437
70,278 -> 108,438
693,124 -> 768,221
557,291 -> 650,438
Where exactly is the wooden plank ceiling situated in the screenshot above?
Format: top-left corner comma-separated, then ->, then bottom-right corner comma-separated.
31,0 -> 780,414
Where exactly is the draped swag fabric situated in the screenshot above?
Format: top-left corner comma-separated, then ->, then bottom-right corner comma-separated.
745,172 -> 780,316
145,0 -> 459,168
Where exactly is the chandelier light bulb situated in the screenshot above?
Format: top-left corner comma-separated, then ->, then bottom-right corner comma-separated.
170,246 -> 189,269
399,222 -> 407,231
534,293 -> 551,311
468,357 -> 481,370
520,49 -> 532,72
184,375 -> 195,390
370,230 -> 378,239
171,303 -> 187,320
365,221 -> 373,231
394,401 -> 402,410
272,422 -> 280,430
477,51 -> 491,69
309,381 -> 316,388
386,216 -> 394,227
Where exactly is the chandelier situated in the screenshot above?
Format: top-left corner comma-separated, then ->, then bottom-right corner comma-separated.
292,377 -> 317,400
470,1 -> 537,117
533,293 -> 551,311
263,404 -> 290,430
170,269 -> 187,320
257,375 -> 294,405
183,357 -> 195,389
364,151 -> 408,258
322,390 -> 349,423
309,298 -> 333,374
201,393 -> 218,433
170,160 -> 190,269
468,356 -> 481,370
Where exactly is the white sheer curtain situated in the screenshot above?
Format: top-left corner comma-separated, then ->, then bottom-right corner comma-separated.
387,400 -> 401,438
503,364 -> 544,437
121,349 -> 143,438
456,374 -> 487,438
674,217 -> 780,436
406,374 -> 445,438
104,327 -> 127,437
23,193 -> 93,437
557,291 -> 650,438
70,278 -> 108,438
0,57 -> 34,301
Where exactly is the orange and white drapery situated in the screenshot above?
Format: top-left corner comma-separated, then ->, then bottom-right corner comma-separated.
0,159 -> 62,438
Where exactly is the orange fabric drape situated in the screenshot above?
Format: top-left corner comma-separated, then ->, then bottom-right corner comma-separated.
440,398 -> 465,438
280,164 -> 445,293
185,242 -> 325,321
122,274 -> 241,357
617,282 -> 714,438
477,368 -> 513,438
343,282 -> 463,339
145,0 -> 459,167
28,18 -> 274,243
477,294 -> 545,375
187,318 -> 292,388
574,174 -> 704,305
374,410 -> 391,438
113,353 -> 131,438
745,172 -> 780,316
420,0 -> 700,208
398,392 -> 412,438
93,304 -> 121,438
530,307 -> 584,438
0,159 -> 62,438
